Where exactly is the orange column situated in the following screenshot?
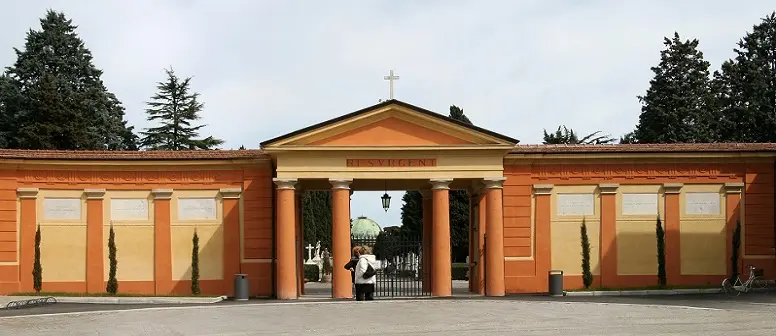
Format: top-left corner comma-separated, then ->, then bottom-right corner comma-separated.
330,179 -> 352,299
295,190 -> 304,295
477,194 -> 487,295
484,177 -> 506,297
533,184 -> 553,292
663,183 -> 682,285
85,189 -> 106,294
421,190 -> 432,292
430,179 -> 452,297
468,193 -> 475,293
17,188 -> 38,293
598,183 -> 618,288
221,188 -> 242,297
724,182 -> 744,277
273,178 -> 298,300
152,189 -> 173,295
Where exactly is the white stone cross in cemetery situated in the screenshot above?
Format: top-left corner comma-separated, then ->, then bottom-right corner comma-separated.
305,243 -> 316,264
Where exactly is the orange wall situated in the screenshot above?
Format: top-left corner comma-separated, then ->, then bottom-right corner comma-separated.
503,161 -> 774,293
0,163 -> 275,297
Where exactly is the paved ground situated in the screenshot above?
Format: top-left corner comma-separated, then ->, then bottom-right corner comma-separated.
2,293 -> 776,335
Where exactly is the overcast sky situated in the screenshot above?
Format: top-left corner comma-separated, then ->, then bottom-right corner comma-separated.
1,1 -> 774,228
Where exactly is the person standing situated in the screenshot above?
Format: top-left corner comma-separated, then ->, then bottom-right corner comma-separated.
344,246 -> 360,297
354,245 -> 377,301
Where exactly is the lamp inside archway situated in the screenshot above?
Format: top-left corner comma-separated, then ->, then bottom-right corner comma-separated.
381,181 -> 391,212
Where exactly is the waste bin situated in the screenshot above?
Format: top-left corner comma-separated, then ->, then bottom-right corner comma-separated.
548,270 -> 564,296
234,274 -> 249,301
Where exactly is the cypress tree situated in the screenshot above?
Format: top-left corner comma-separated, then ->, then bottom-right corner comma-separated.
302,191 -> 332,250
191,229 -> 201,295
32,224 -> 42,293
580,218 -> 593,289
656,217 -> 667,287
106,222 -> 118,294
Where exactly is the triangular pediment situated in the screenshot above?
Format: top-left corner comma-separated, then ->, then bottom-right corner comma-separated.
261,100 -> 518,149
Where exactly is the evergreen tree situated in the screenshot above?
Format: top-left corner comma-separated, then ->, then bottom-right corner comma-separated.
32,224 -> 42,293
191,229 -> 200,295
542,125 -> 614,144
106,222 -> 118,294
634,32 -> 717,144
302,191 -> 333,250
618,131 -> 637,144
580,218 -> 593,289
712,12 -> 776,143
0,10 -> 137,150
400,191 -> 423,238
139,67 -> 224,150
656,217 -> 667,287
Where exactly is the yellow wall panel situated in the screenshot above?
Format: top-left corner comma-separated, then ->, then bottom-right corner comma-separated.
171,225 -> 223,281
616,184 -> 663,275
679,184 -> 726,275
102,226 -> 154,281
550,185 -> 600,275
40,226 -> 86,282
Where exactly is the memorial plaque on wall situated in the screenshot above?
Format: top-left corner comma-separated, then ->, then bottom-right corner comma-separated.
685,192 -> 720,215
178,198 -> 217,220
43,198 -> 81,220
622,193 -> 658,215
110,198 -> 149,220
557,193 -> 594,216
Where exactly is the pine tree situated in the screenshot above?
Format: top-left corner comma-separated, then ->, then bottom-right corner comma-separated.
580,218 -> 593,289
711,12 -> 776,143
619,132 -> 637,144
139,67 -> 224,150
730,219 -> 742,282
542,125 -> 614,144
0,10 -> 137,150
32,224 -> 42,293
106,222 -> 118,294
656,217 -> 667,287
634,32 -> 717,144
191,229 -> 200,295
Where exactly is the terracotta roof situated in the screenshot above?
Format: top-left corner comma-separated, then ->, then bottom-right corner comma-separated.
510,143 -> 776,154
0,149 -> 268,160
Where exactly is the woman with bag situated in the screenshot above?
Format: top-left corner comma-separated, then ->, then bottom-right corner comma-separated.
354,245 -> 377,301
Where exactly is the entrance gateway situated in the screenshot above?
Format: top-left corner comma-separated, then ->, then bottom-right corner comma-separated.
260,99 -> 519,299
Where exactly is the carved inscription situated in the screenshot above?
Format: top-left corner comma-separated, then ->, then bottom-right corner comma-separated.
178,198 -> 217,220
44,198 -> 81,220
685,192 -> 720,215
346,159 -> 437,168
557,193 -> 594,216
622,193 -> 658,215
110,198 -> 149,220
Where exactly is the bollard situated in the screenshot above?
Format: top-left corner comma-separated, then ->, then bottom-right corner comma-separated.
548,270 -> 564,296
234,274 -> 249,301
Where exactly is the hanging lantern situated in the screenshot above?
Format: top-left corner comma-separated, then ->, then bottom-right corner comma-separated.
381,192 -> 391,212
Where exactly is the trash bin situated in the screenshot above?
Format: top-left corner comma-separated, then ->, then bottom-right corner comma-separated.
548,270 -> 564,296
234,274 -> 249,301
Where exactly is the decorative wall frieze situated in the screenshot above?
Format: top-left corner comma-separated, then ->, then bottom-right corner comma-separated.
20,170 -> 240,184
532,164 -> 741,180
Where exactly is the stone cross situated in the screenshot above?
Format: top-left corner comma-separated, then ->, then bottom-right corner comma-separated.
306,244 -> 315,262
383,69 -> 400,99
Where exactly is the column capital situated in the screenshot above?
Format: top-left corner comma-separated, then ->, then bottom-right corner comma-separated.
152,189 -> 173,200
419,190 -> 432,199
329,178 -> 353,190
598,183 -> 619,195
273,178 -> 298,190
430,178 -> 453,190
663,183 -> 683,194
724,182 -> 745,194
533,184 -> 554,195
483,177 -> 507,189
84,189 -> 107,200
17,188 -> 39,199
220,188 -> 242,199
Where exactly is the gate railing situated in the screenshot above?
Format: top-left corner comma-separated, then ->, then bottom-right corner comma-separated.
351,232 -> 429,298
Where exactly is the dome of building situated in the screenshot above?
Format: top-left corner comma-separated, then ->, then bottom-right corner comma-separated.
351,216 -> 382,238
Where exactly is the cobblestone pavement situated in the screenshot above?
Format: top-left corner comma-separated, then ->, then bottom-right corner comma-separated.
2,297 -> 776,335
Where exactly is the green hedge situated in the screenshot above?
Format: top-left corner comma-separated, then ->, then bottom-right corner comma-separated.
304,264 -> 319,282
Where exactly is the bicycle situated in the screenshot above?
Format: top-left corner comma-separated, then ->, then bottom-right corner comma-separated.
721,265 -> 770,297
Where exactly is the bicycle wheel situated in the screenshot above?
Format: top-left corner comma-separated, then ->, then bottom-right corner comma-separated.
722,278 -> 740,297
751,277 -> 770,295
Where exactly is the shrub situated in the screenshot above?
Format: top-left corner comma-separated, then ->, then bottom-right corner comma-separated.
33,225 -> 42,293
656,216 -> 667,287
580,218 -> 593,289
730,219 -> 742,282
106,223 -> 118,295
304,264 -> 320,282
191,229 -> 200,295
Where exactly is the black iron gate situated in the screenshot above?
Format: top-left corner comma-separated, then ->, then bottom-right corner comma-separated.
351,233 -> 430,298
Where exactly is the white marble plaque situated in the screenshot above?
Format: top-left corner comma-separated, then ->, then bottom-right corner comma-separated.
110,198 -> 149,220
557,193 -> 594,216
178,198 -> 217,220
685,192 -> 720,215
622,193 -> 658,215
43,198 -> 81,220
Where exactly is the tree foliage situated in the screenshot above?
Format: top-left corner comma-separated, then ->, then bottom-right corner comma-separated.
33,225 -> 42,293
580,218 -> 593,289
656,217 -> 667,287
302,190 -> 333,250
542,125 -> 614,144
191,229 -> 201,295
0,10 -> 137,150
106,223 -> 118,295
139,67 -> 224,150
